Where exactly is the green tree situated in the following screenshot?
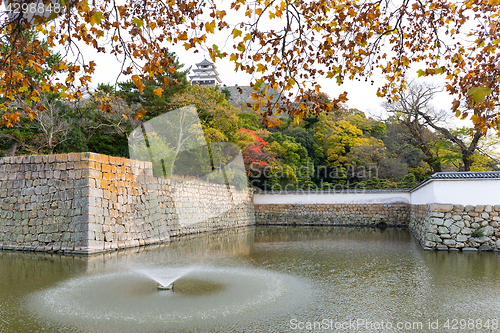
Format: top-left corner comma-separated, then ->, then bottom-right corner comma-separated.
168,85 -> 242,141
313,115 -> 363,166
237,113 -> 260,131
265,132 -> 314,190
118,53 -> 190,120
384,81 -> 494,172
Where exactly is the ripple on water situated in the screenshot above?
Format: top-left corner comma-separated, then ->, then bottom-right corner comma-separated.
25,265 -> 313,332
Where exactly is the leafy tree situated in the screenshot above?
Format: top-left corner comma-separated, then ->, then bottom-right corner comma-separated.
264,132 -> 314,190
215,85 -> 232,101
237,113 -> 260,131
9,94 -> 74,154
57,85 -> 142,157
313,115 -> 363,166
117,53 -> 190,120
345,112 -> 386,139
3,0 -> 500,134
168,85 -> 242,142
397,173 -> 419,189
282,126 -> 320,164
168,85 -> 231,121
384,81 -> 495,171
383,122 -> 426,170
234,128 -> 270,190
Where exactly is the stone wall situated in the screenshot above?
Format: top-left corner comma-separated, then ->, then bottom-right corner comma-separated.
0,153 -> 254,254
2,155 -> 499,253
254,203 -> 409,226
167,179 -> 255,237
0,153 -> 92,253
410,204 -> 500,251
86,154 -> 172,252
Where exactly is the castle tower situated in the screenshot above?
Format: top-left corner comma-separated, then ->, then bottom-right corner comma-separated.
189,58 -> 222,86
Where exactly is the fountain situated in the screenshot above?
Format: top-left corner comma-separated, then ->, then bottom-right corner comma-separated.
157,282 -> 174,291
1,227 -> 498,332
25,261 -> 313,332
133,266 -> 196,292
3,107 -> 499,332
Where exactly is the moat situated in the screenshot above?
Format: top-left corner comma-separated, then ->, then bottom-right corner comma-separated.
1,226 -> 500,333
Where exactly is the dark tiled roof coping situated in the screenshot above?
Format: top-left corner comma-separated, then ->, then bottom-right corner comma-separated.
410,171 -> 500,192
427,171 -> 500,179
255,189 -> 411,194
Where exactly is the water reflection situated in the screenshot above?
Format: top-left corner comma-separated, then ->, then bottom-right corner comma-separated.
1,227 -> 499,332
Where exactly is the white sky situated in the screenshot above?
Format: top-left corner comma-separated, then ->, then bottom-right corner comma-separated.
0,0 -> 486,132
87,43 -> 463,128
41,0 -> 469,131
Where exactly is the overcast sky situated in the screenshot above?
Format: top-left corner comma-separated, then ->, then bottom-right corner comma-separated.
86,43 -> 462,128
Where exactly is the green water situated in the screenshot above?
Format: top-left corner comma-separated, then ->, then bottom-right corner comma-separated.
1,226 -> 500,332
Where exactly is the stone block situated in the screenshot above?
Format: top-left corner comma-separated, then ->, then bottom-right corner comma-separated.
457,234 -> 468,242
444,219 -> 453,228
432,204 -> 454,213
86,240 -> 104,250
461,228 -> 472,235
437,226 -> 449,234
430,234 -> 442,243
462,247 -> 478,252
104,232 -> 113,242
450,225 -> 461,234
475,205 -> 485,212
443,239 -> 456,246
89,187 -> 103,198
102,163 -> 112,173
481,226 -> 494,236
430,218 -> 444,226
471,236 -> 490,243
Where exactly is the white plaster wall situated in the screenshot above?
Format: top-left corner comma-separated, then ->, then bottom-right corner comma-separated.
410,182 -> 435,205
411,179 -> 500,205
253,192 -> 410,205
433,179 -> 499,205
254,179 -> 500,206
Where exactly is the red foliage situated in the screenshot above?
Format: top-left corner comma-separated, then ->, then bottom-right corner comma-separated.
237,128 -> 269,175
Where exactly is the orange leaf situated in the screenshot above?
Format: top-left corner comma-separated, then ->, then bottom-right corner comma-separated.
205,21 -> 215,34
134,109 -> 147,120
153,88 -> 164,97
131,74 -> 145,93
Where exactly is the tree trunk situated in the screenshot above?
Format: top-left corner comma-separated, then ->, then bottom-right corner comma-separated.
462,149 -> 474,171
